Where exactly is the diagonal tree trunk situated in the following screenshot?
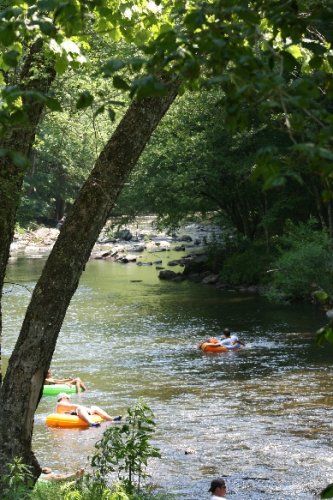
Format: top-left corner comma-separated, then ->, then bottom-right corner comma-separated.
0,75 -> 179,484
0,39 -> 55,385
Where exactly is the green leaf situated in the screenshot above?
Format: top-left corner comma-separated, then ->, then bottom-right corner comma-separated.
38,21 -> 57,37
132,75 -> 167,98
312,290 -> 329,303
321,483 -> 333,498
325,327 -> 333,343
0,24 -> 17,46
281,50 -> 299,73
0,7 -> 22,20
103,58 -> 126,76
55,55 -> 68,75
113,75 -> 130,91
182,59 -> 200,79
9,109 -> 26,124
309,55 -> 323,70
45,96 -> 62,112
129,57 -> 144,71
303,41 -> 327,56
316,326 -> 333,347
3,50 -> 20,67
93,105 -> 105,117
107,108 -> 115,121
76,91 -> 94,109
9,151 -> 30,169
37,0 -> 58,10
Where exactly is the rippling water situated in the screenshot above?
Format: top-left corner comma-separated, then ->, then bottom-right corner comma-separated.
3,254 -> 333,499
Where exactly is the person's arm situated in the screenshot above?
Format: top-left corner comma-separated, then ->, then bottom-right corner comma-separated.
42,468 -> 84,481
44,378 -> 54,385
45,377 -> 72,385
220,339 -> 229,346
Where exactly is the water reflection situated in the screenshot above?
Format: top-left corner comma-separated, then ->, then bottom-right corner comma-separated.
3,256 -> 333,498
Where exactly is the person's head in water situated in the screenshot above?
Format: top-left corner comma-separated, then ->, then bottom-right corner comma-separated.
223,328 -> 231,338
209,478 -> 226,497
57,393 -> 70,402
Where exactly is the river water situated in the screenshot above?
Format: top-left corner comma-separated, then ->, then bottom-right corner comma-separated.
3,253 -> 333,499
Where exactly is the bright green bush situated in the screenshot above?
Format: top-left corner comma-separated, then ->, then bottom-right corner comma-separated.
91,401 -> 161,495
265,219 -> 333,303
0,457 -> 34,500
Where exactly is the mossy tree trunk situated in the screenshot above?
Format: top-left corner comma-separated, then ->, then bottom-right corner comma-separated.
0,40 -> 55,386
0,76 -> 179,485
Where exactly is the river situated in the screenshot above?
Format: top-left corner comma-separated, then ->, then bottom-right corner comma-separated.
3,253 -> 333,499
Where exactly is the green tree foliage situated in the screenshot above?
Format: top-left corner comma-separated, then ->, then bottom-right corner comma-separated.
220,241 -> 273,286
143,0 -> 333,191
321,482 -> 333,499
265,219 -> 333,303
0,456 -> 33,500
17,78 -> 119,224
91,401 -> 161,495
118,90 -> 328,239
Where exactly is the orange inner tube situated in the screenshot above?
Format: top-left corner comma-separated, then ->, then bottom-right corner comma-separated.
199,338 -> 241,353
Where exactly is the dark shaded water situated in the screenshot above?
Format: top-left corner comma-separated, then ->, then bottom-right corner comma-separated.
3,254 -> 333,499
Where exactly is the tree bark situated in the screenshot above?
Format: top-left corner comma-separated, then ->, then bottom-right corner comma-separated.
0,39 -> 55,385
0,76 -> 179,484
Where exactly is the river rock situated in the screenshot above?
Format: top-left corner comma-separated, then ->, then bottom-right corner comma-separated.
177,235 -> 193,242
159,270 -> 183,281
167,259 -> 184,267
183,255 -> 208,275
115,228 -> 133,241
119,254 -> 137,263
202,274 -> 219,285
131,244 -> 146,252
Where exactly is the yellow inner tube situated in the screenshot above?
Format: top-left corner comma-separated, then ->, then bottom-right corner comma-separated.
46,413 -> 103,428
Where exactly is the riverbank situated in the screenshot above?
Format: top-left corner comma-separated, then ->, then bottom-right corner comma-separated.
10,217 -> 259,294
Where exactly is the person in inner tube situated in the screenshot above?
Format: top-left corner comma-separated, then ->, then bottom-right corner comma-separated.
220,328 -> 245,348
56,393 -> 122,427
45,368 -> 87,393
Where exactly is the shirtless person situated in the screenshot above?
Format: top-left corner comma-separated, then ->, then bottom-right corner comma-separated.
40,467 -> 84,481
56,393 -> 122,427
45,369 -> 87,393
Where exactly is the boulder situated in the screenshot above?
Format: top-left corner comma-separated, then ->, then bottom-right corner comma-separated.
159,270 -> 183,281
202,274 -> 219,285
115,228 -> 132,241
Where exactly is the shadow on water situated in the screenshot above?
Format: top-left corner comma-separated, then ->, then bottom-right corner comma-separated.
3,256 -> 333,498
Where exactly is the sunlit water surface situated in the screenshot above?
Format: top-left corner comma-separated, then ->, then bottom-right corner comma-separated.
3,254 -> 333,499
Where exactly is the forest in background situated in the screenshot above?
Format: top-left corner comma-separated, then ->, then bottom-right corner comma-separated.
18,79 -> 333,305
1,0 -> 333,495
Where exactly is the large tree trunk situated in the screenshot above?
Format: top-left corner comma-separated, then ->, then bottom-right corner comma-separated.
0,76 -> 179,485
0,40 -> 55,385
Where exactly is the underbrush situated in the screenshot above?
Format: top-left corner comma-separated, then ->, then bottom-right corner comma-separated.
207,218 -> 333,303
264,220 -> 333,303
2,402 -> 173,500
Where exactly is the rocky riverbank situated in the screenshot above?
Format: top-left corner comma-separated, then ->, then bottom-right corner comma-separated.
10,217 -> 259,294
